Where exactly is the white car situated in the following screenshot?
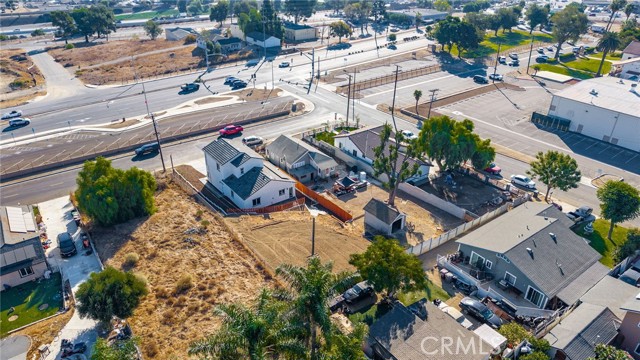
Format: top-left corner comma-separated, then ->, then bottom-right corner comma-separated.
8,118 -> 31,127
242,135 -> 264,146
2,110 -> 22,119
510,174 -> 536,189
489,73 -> 503,81
401,130 -> 418,140
437,302 -> 474,329
278,61 -> 290,68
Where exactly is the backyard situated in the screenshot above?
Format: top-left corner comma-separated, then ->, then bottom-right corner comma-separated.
450,29 -> 554,58
0,273 -> 63,336
575,219 -> 630,268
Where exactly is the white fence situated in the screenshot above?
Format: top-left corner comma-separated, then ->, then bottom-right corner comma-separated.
398,182 -> 466,219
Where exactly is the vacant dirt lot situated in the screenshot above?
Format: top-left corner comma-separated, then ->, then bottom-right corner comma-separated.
228,212 -> 370,273
93,179 -> 275,359
419,173 -> 505,216
0,49 -> 46,106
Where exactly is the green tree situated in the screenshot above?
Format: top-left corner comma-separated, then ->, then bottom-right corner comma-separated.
72,7 -> 94,42
433,0 -> 451,12
525,4 -> 549,33
189,289 -> 306,359
596,31 -> 621,77
455,20 -> 482,56
413,89 -> 422,115
188,0 -> 204,14
550,5 -> 589,59
624,3 -> 635,20
324,322 -> 368,360
498,323 -> 531,346
285,0 -> 317,23
616,229 -> 640,263
92,337 -> 139,360
326,0 -> 344,15
520,352 -> 551,360
526,150 -> 581,201
31,28 -> 45,37
178,0 -> 188,12
388,33 -> 397,41
209,0 -> 230,26
143,20 -> 163,40
597,180 -> 640,240
89,4 -> 117,40
606,0 -> 627,31
349,236 -> 427,299
465,12 -> 491,32
372,0 -> 386,21
470,137 -> 495,170
51,11 -> 76,44
487,13 -> 502,36
588,344 -> 633,360
433,16 -> 458,52
234,0 -> 259,15
261,0 -> 283,39
372,123 -> 421,206
497,7 -> 518,33
76,267 -> 148,323
329,20 -> 352,42
276,257 -> 356,360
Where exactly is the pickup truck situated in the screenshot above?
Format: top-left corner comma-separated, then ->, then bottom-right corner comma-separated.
180,83 -> 200,92
566,206 -> 595,223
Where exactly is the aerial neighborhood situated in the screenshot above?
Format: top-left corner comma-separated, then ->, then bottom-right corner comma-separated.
2,0 -> 640,359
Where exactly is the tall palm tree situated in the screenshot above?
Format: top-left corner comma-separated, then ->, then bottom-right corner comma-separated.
276,257 -> 357,360
413,89 -> 423,116
188,289 -> 306,360
596,31 -> 621,77
606,0 -> 627,31
624,3 -> 635,20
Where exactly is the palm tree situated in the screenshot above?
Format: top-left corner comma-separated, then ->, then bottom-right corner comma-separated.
606,0 -> 627,31
276,257 -> 357,360
188,289 -> 306,360
413,89 -> 423,116
596,31 -> 621,77
624,3 -> 635,20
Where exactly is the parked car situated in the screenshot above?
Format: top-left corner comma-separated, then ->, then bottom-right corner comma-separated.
537,47 -> 545,54
473,75 -> 489,84
498,56 -> 507,64
232,81 -> 247,90
242,135 -> 264,146
509,53 -> 518,60
57,232 -> 77,257
483,163 -> 501,175
508,59 -> 520,66
8,118 -> 30,127
401,130 -> 418,140
510,174 -> 536,189
566,206 -> 595,223
224,76 -> 238,84
547,46 -> 554,51
219,125 -> 243,136
230,79 -> 246,87
135,142 -> 159,156
437,302 -> 474,329
342,281 -> 374,303
246,59 -> 259,67
390,27 -> 399,32
1,109 -> 22,119
279,61 -> 290,68
180,83 -> 199,92
536,55 -> 549,62
489,73 -> 503,81
459,297 -> 503,329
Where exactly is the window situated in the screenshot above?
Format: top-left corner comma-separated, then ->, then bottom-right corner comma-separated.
240,167 -> 244,175
19,266 -> 34,277
216,163 -> 220,171
485,260 -> 493,270
526,286 -> 545,307
252,197 -> 261,206
504,272 -> 517,286
352,149 -> 358,157
279,189 -> 285,196
496,253 -> 510,263
231,191 -> 234,199
470,251 -> 486,269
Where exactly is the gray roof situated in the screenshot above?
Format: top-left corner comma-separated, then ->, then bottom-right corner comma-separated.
621,291 -> 640,314
223,162 -> 293,200
246,31 -> 278,41
284,22 -> 314,30
623,40 -> 640,56
544,304 -> 620,360
217,37 -> 242,45
457,203 -> 602,300
555,261 -> 609,306
364,198 -> 402,225
266,135 -> 337,168
230,153 -> 252,167
368,300 -> 489,360
580,275 -> 639,318
0,237 -> 46,274
203,138 -> 242,165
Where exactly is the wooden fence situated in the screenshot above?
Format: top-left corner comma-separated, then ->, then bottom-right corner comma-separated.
295,182 -> 353,222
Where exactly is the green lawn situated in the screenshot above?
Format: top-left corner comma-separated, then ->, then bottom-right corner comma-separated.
315,131 -> 335,145
115,9 -> 179,21
1,273 -> 63,336
451,30 -> 553,58
574,219 -> 630,268
533,63 -> 595,80
563,57 -> 611,74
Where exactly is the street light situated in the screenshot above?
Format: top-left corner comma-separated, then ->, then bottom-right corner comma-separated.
308,207 -> 327,256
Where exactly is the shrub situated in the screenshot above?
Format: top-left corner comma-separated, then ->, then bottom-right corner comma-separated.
184,34 -> 196,44
194,210 -> 203,219
388,34 -> 397,41
201,220 -> 210,228
143,341 -> 159,358
65,43 -> 74,49
123,252 -> 140,268
175,274 -> 194,294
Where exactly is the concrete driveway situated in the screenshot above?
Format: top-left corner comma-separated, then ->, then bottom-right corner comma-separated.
0,336 -> 31,360
38,196 -> 103,360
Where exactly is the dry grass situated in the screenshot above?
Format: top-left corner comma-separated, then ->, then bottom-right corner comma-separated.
13,307 -> 74,360
0,49 -> 46,105
227,212 -> 370,273
233,88 -> 283,102
194,96 -> 232,105
104,119 -> 141,129
92,181 -> 275,359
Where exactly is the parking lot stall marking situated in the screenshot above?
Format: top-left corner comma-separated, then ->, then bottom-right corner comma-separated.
598,145 -> 612,155
626,154 -> 638,164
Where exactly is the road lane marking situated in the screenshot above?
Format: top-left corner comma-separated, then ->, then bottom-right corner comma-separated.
49,182 -> 64,187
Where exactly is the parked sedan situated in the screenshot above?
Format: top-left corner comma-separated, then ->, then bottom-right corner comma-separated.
242,135 -> 264,146
459,297 -> 503,329
483,163 -> 501,175
510,174 -> 536,189
343,281 -> 374,303
437,302 -> 474,329
57,232 -> 77,257
278,61 -> 290,68
489,73 -> 503,81
219,125 -> 244,137
224,76 -> 238,84
473,75 -> 489,84
1,109 -> 22,119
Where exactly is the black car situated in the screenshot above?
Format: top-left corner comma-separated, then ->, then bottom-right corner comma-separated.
57,232 -> 77,258
473,75 -> 489,84
343,281 -> 374,303
459,297 -> 503,329
135,142 -> 159,156
232,82 -> 247,90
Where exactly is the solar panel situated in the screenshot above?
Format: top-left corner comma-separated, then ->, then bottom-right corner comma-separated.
6,207 -> 27,233
23,211 -> 36,232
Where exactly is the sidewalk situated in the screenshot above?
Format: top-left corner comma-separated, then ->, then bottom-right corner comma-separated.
38,196 -> 103,360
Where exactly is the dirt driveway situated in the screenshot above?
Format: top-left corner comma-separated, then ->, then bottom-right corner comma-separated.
227,211 -> 370,273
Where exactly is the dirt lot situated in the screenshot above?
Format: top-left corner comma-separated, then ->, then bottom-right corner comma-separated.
419,173 -> 506,216
323,185 -> 455,246
13,307 -> 74,360
0,49 -> 46,107
227,211 -> 370,273
92,179 -> 275,359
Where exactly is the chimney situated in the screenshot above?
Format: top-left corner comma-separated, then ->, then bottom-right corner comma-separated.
550,233 -> 557,242
527,248 -> 534,259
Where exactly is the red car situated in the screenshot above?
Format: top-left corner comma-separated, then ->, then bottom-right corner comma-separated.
484,163 -> 501,175
219,125 -> 243,137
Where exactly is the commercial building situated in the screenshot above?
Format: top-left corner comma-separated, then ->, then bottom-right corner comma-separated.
283,22 -> 318,42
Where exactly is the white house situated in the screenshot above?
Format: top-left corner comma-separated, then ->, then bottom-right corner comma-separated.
203,138 -> 296,209
266,135 -> 338,183
547,77 -> 640,152
621,40 -> 640,60
246,32 -> 281,48
333,126 -> 431,184
363,198 -> 406,235
196,30 -> 222,50
283,22 -> 318,42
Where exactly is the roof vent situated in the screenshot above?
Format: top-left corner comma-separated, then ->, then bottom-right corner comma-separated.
589,89 -> 598,96
550,233 -> 557,242
631,83 -> 638,94
527,247 -> 534,259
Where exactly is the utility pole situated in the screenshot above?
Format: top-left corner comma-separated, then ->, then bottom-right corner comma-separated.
345,74 -> 352,127
352,68 -> 356,126
390,65 -> 401,133
311,216 -> 316,256
426,88 -> 439,120
526,34 -> 535,75
262,20 -> 267,59
493,42 -> 501,83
